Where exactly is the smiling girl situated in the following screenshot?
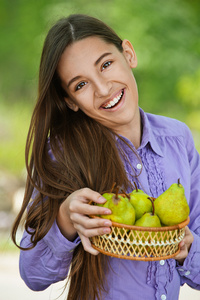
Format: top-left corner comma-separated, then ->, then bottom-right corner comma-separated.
12,14 -> 200,300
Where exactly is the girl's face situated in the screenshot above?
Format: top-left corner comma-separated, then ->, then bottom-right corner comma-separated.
57,36 -> 140,138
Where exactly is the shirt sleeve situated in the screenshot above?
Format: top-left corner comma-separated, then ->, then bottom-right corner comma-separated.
176,231 -> 200,289
19,220 -> 81,291
176,124 -> 200,289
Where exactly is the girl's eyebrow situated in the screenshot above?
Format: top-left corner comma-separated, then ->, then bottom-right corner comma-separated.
67,52 -> 112,88
67,75 -> 81,88
94,52 -> 112,66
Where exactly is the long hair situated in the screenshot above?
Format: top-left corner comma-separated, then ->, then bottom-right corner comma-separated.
11,14 -> 136,299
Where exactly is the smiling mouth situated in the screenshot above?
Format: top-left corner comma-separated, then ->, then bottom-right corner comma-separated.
101,89 -> 124,109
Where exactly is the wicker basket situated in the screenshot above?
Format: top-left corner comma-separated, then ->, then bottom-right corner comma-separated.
89,216 -> 190,261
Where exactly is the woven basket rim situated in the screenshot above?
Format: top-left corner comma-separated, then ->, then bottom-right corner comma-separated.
90,242 -> 182,261
90,215 -> 190,231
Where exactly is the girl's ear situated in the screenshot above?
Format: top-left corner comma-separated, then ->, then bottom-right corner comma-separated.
64,97 -> 79,112
122,39 -> 137,68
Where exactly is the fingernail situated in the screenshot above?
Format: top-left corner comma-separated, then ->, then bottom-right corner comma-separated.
98,196 -> 106,203
103,228 -> 111,234
104,221 -> 112,226
104,209 -> 112,214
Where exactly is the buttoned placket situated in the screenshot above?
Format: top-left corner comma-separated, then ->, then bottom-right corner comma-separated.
156,261 -> 168,300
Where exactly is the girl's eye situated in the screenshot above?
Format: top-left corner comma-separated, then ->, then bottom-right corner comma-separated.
75,81 -> 87,91
102,61 -> 112,71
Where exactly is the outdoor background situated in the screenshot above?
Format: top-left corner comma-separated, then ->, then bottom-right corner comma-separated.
0,0 -> 200,299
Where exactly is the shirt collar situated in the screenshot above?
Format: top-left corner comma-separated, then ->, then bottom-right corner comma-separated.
138,108 -> 164,157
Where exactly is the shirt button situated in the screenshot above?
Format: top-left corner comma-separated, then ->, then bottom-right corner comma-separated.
160,260 -> 165,266
136,163 -> 142,170
161,295 -> 167,300
185,271 -> 190,276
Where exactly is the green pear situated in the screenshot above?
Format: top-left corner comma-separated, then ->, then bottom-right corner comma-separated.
130,198 -> 161,253
129,183 -> 152,220
135,197 -> 161,228
135,212 -> 161,227
97,187 -> 136,225
154,179 -> 190,226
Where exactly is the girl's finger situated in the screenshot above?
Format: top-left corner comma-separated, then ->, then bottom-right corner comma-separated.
75,220 -> 112,238
79,234 -> 99,255
69,200 -> 112,216
75,188 -> 106,204
72,213 -> 112,229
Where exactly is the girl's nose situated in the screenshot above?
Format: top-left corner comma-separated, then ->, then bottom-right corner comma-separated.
94,76 -> 112,98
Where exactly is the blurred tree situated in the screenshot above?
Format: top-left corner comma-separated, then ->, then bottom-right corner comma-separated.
0,0 -> 200,174
0,0 -> 53,100
106,0 -> 200,116
177,69 -> 200,109
177,68 -> 200,131
0,0 -> 199,114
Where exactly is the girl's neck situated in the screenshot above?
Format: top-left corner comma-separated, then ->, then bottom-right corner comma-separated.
115,107 -> 142,149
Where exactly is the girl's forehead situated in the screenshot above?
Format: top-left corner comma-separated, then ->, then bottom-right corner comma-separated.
58,36 -> 119,77
67,36 -> 116,56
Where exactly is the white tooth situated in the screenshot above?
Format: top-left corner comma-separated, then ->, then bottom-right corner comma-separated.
104,91 -> 123,108
119,91 -> 123,98
110,100 -> 115,106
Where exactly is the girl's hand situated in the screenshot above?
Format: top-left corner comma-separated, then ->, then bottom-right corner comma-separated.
174,226 -> 194,265
57,188 -> 112,255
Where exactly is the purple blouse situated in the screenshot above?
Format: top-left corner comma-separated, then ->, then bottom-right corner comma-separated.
19,109 -> 200,300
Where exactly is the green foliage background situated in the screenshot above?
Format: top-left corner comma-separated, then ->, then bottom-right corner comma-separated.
0,0 -> 200,176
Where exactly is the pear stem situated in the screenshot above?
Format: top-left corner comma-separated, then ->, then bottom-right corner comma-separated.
134,181 -> 138,192
110,182 -> 116,193
115,186 -> 120,200
178,178 -> 181,187
148,197 -> 155,215
121,188 -> 130,200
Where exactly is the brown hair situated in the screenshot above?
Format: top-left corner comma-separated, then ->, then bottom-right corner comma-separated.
11,14 -> 136,300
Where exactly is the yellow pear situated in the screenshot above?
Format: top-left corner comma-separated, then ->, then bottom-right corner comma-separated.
154,179 -> 190,226
129,182 -> 152,220
130,198 -> 161,255
97,186 -> 135,225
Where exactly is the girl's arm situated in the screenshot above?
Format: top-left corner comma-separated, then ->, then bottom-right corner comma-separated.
19,219 -> 80,291
176,230 -> 200,290
175,124 -> 200,289
19,188 -> 112,291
